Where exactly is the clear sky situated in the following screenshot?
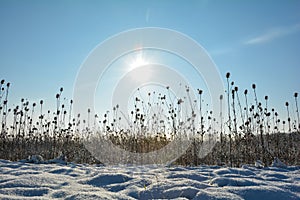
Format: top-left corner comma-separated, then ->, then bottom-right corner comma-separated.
1,0 -> 300,122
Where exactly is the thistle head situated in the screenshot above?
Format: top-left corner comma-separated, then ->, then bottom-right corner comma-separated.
197,89 -> 203,95
226,72 -> 230,79
265,96 -> 268,101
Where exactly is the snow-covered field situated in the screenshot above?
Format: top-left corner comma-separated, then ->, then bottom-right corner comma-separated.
0,159 -> 299,200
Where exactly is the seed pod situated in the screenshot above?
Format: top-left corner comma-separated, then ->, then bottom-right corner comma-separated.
265,96 -> 268,100
226,72 -> 230,79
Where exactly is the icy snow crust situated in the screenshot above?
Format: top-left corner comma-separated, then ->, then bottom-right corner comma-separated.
0,160 -> 299,200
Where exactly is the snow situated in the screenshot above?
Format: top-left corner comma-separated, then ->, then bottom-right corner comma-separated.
0,159 -> 299,199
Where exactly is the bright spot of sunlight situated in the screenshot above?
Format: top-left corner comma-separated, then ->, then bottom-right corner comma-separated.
128,51 -> 149,71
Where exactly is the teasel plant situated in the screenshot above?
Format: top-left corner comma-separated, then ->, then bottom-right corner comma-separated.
294,92 -> 300,132
285,101 -> 291,133
1,81 -> 10,133
225,72 -> 233,166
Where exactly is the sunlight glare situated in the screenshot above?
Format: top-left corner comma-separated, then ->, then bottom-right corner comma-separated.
128,51 -> 149,71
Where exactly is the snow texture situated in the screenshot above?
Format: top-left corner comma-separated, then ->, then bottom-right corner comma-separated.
0,159 -> 299,199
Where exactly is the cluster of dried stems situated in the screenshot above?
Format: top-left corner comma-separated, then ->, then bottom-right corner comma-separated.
0,73 -> 299,166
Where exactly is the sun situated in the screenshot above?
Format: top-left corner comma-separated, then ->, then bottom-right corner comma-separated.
128,51 -> 149,71
131,55 -> 148,68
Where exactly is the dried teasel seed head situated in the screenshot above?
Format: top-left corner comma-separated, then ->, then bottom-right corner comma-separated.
197,89 -> 203,95
220,95 -> 223,100
40,100 -> 43,105
56,94 -> 60,99
295,92 -> 298,98
60,87 -> 63,92
244,89 -> 248,95
285,102 -> 289,107
265,96 -> 268,100
226,72 -> 230,79
6,82 -> 10,87
0,79 -> 4,84
252,84 -> 256,89
234,86 -> 238,92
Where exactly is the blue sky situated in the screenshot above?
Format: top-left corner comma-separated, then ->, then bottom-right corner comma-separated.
1,0 -> 300,122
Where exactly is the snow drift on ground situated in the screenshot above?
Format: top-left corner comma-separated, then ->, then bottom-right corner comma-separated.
0,159 -> 299,199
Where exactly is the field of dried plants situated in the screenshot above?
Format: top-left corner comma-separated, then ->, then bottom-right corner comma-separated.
0,73 -> 299,167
